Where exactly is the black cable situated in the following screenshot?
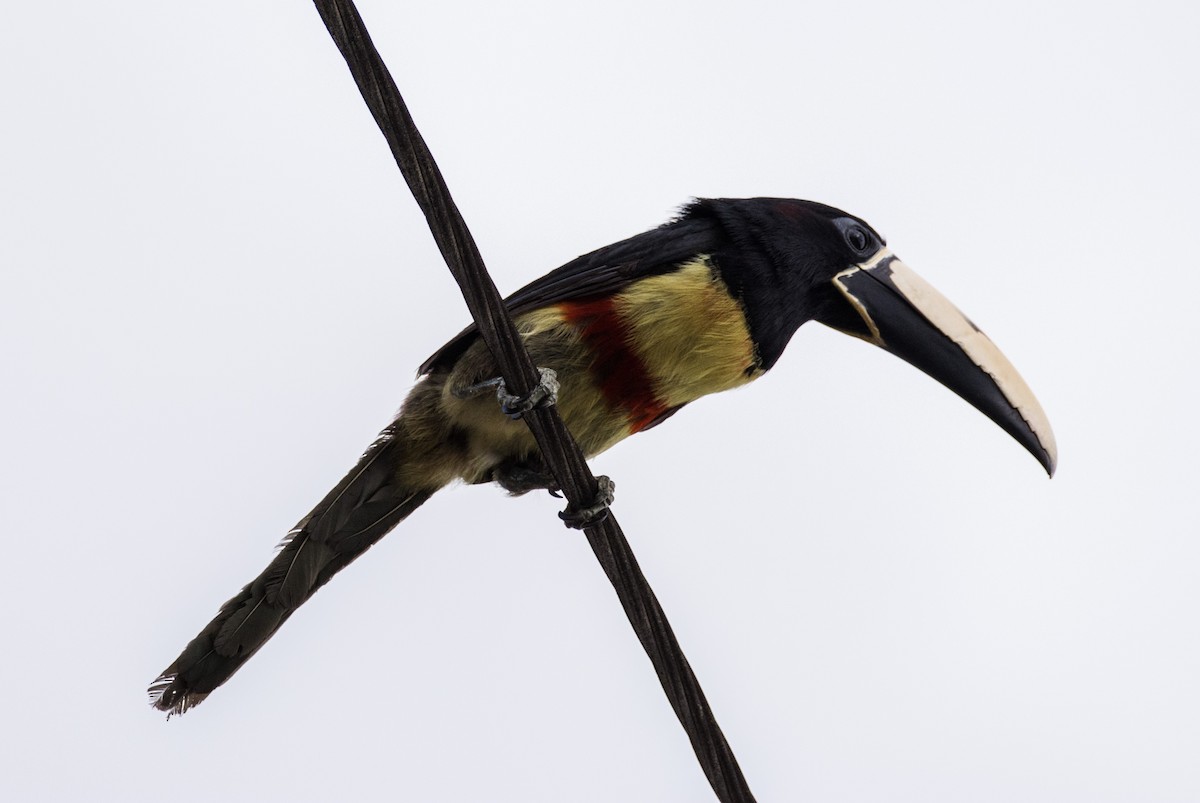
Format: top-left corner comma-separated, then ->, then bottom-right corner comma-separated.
311,3 -> 757,799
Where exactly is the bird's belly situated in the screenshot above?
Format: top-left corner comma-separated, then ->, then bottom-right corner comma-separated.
441,257 -> 762,480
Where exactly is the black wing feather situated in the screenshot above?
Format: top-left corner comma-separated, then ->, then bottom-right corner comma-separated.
419,211 -> 725,375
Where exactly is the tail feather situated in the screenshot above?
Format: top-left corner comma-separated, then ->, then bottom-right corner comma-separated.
261,536 -> 335,609
149,423 -> 437,716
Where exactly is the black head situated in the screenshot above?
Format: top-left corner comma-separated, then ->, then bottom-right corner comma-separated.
685,197 -> 1056,476
684,197 -> 886,368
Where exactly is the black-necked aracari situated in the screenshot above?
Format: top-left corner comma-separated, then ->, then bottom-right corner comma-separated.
149,197 -> 1056,715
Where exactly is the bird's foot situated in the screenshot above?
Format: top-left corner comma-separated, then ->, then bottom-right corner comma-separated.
453,368 -> 559,419
493,461 -> 560,497
558,475 -> 616,529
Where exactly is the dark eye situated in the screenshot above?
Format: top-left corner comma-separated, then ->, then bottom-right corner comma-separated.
846,227 -> 870,253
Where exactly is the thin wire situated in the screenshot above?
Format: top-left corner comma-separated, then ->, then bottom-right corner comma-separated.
311,2 -> 757,799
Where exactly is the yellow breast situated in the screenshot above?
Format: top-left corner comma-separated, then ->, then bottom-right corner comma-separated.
614,256 -> 761,408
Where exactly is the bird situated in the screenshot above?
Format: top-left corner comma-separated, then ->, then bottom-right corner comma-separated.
148,197 -> 1056,716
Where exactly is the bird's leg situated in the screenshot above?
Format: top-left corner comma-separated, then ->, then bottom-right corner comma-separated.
449,351 -> 613,520
491,461 -> 616,531
491,456 -> 560,496
558,475 -> 616,529
452,367 -> 559,419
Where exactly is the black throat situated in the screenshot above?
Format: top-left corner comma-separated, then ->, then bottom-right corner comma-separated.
686,198 -> 845,370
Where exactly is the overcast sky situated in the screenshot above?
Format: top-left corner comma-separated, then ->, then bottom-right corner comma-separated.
3,1 -> 1198,801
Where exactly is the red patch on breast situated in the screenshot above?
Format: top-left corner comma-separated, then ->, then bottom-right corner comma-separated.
559,297 -> 668,432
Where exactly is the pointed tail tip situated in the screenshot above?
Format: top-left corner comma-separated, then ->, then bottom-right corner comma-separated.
148,673 -> 207,719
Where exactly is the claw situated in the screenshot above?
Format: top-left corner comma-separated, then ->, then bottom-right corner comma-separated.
498,368 -> 559,418
558,476 -> 616,529
453,368 -> 560,420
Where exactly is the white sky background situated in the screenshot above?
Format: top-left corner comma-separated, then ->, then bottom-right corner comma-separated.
2,1 -> 1197,800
